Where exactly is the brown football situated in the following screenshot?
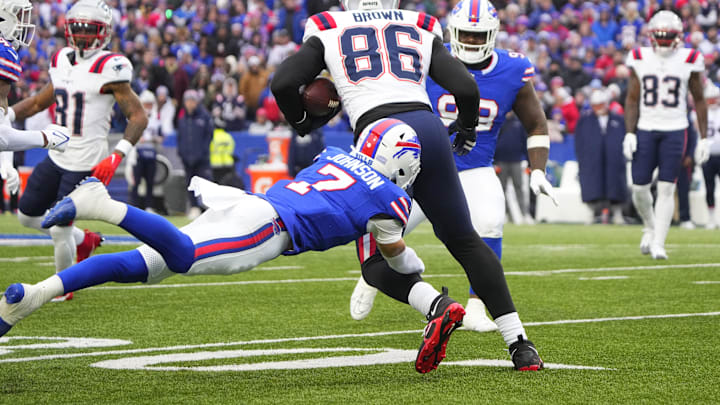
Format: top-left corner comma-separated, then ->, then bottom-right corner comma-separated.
302,77 -> 341,116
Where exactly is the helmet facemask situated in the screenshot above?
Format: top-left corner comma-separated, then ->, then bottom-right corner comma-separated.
65,19 -> 111,59
448,0 -> 499,64
0,0 -> 35,48
650,29 -> 681,57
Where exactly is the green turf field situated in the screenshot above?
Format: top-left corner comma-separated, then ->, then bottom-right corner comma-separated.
1,214 -> 719,404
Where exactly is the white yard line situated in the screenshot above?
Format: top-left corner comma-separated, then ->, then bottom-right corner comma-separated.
1,311 -> 718,364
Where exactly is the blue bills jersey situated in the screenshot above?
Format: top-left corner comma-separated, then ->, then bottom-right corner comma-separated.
426,47 -> 534,171
0,37 -> 21,82
261,147 -> 412,254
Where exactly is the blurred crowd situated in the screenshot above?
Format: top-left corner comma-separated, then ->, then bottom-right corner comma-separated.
8,0 -> 719,140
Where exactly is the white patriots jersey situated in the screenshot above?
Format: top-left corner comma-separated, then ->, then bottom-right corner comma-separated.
625,47 -> 704,132
48,48 -> 133,171
303,10 -> 443,129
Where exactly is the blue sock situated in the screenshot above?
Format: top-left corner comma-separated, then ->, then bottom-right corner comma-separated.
58,250 -> 148,293
119,205 -> 195,273
469,237 -> 503,296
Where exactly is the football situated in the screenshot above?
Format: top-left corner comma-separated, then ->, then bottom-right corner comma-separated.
302,77 -> 341,116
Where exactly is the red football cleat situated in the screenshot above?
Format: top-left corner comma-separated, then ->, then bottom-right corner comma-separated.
77,229 -> 103,263
415,288 -> 465,374
50,292 -> 74,302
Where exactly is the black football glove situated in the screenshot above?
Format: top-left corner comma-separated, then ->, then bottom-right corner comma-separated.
291,104 -> 343,137
447,120 -> 477,156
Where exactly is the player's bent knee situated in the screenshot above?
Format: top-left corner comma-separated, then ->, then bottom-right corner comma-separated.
137,245 -> 174,284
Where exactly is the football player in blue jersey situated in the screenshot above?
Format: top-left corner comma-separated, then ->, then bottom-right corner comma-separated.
350,0 -> 556,338
0,0 -> 70,195
0,118 -> 465,374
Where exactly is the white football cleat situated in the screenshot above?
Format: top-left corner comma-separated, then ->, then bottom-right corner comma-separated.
42,177 -> 126,228
350,276 -> 378,321
459,297 -> 498,333
679,221 -> 695,230
0,283 -> 47,337
650,244 -> 668,260
640,229 -> 653,255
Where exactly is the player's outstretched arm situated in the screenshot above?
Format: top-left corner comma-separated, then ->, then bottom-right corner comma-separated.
92,82 -> 148,185
9,81 -> 55,122
369,217 -> 425,275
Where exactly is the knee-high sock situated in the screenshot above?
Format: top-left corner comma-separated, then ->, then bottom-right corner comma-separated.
17,211 -> 50,236
632,184 -> 655,231
654,181 -> 676,247
49,225 -> 75,273
57,250 -> 149,293
18,211 -> 85,245
445,233 -> 515,318
469,237 -> 502,296
118,205 -> 195,273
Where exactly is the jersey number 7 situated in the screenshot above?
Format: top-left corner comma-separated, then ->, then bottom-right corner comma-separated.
286,163 -> 357,195
340,25 -> 423,84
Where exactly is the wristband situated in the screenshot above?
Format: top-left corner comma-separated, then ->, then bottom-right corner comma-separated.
114,139 -> 133,156
527,135 -> 550,149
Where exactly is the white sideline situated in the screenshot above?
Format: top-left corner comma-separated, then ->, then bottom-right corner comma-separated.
90,262 -> 720,290
1,311 -> 719,364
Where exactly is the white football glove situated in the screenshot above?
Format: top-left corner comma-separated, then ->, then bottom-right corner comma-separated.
41,124 -> 70,152
0,162 -> 19,195
530,169 -> 558,206
623,132 -> 637,161
695,138 -> 711,166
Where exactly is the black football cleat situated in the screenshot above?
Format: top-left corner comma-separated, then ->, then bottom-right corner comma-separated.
415,287 -> 465,373
509,336 -> 544,371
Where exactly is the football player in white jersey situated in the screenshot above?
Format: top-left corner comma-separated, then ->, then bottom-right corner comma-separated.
7,0 -> 147,298
702,83 -> 720,229
0,0 -> 70,196
623,11 -> 709,260
348,0 -> 555,334
272,0 -> 543,372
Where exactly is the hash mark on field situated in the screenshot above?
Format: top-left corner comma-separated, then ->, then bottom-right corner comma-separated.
693,281 -> 720,284
2,311 -> 719,364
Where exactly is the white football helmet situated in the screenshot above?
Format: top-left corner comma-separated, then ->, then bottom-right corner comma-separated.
65,0 -> 113,59
448,0 -> 499,64
0,0 -> 34,48
340,0 -> 399,11
647,11 -> 683,57
352,118 -> 421,190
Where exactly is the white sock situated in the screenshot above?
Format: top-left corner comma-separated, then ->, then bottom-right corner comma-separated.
17,211 -> 50,235
654,181 -> 676,247
35,275 -> 65,301
408,281 -> 441,316
49,225 -> 76,273
494,312 -> 527,347
632,184 -> 655,230
73,227 -> 85,245
709,207 -> 716,225
103,200 -> 128,225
